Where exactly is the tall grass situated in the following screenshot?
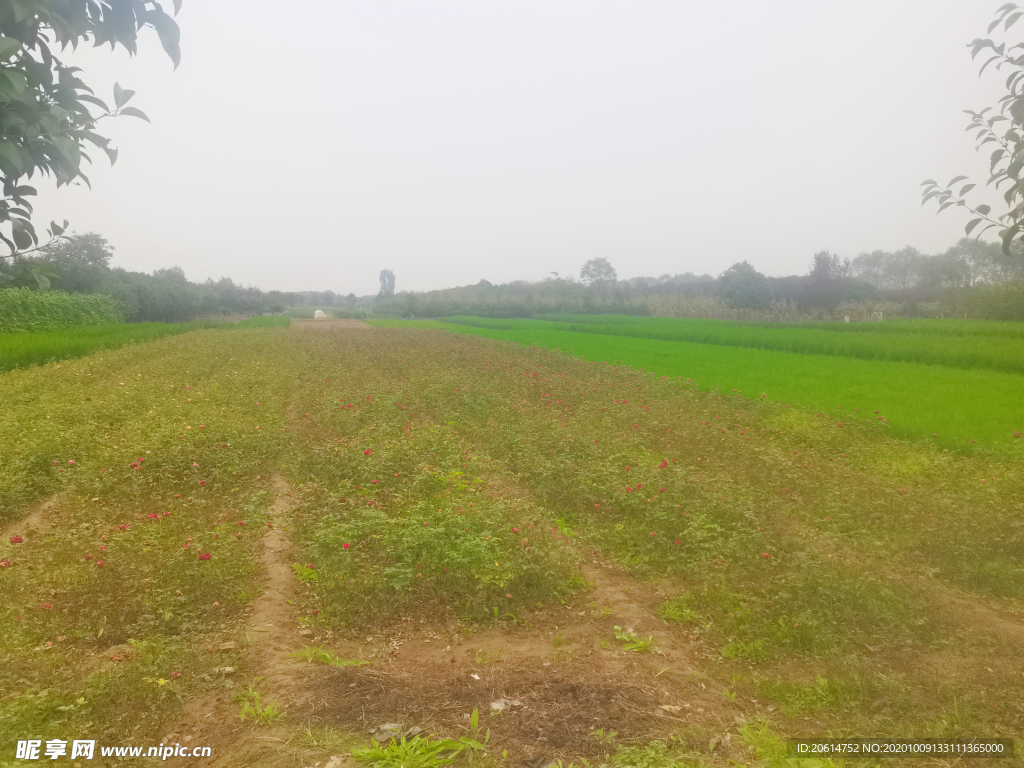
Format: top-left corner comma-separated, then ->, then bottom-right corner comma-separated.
439,316 -> 1024,374
0,288 -> 123,332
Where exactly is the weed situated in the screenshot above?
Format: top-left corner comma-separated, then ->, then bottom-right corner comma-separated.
614,626 -> 660,653
287,645 -> 369,667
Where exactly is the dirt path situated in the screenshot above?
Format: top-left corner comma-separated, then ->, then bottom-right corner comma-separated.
174,473 -> 328,768
292,318 -> 372,332
0,492 -> 65,547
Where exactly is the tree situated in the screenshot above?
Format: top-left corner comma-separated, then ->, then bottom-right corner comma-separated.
809,251 -> 850,284
378,269 -> 395,297
921,3 -> 1024,257
0,0 -> 180,282
580,257 -> 617,287
718,260 -> 771,309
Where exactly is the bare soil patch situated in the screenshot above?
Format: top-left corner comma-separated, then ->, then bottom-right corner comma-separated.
293,318 -> 372,332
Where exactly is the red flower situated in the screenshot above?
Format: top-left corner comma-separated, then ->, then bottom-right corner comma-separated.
199,480 -> 206,487
171,670 -> 181,678
41,602 -> 52,609
511,527 -> 519,533
659,461 -> 667,468
762,553 -> 771,558
236,521 -> 245,526
9,536 -> 23,544
343,543 -> 350,549
363,449 -> 371,455
306,562 -> 314,568
674,539 -> 680,545
371,479 -> 378,484
0,560 -> 10,568
164,511 -> 171,516
96,560 -> 104,567
198,553 -> 212,561
650,531 -> 657,536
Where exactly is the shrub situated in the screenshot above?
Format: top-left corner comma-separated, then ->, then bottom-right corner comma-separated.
0,288 -> 123,332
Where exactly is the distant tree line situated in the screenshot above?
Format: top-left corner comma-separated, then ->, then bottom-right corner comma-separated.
375,239 -> 1024,321
0,233 -> 354,323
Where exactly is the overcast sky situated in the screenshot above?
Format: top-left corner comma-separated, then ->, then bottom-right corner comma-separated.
32,1 -> 1008,295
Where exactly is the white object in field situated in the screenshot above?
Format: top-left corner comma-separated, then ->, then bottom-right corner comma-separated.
314,310 -> 326,319
844,315 -> 850,323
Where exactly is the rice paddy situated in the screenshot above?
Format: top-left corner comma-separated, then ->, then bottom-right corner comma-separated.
369,316 -> 1024,450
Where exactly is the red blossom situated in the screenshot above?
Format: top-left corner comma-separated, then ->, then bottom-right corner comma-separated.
343,543 -> 351,549
40,603 -> 52,609
96,560 -> 104,567
0,560 -> 10,568
9,536 -> 23,544
198,553 -> 212,561
363,449 -> 371,455
511,527 -> 519,533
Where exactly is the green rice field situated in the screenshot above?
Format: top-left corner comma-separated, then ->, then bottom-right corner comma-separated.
0,315 -> 290,372
369,316 -> 1024,450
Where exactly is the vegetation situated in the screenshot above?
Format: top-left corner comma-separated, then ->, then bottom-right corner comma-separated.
921,3 -> 1024,252
0,1 -> 179,268
0,287 -> 122,332
0,314 -> 287,372
1,321 -> 1021,763
368,316 -> 1024,448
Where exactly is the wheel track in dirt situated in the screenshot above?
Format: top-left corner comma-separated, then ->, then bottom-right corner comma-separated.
175,471 -> 331,768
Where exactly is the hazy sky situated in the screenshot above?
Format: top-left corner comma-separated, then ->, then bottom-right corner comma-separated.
33,1 -> 1008,295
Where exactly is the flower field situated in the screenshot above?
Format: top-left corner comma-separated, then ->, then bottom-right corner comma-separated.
0,322 -> 1021,766
370,316 -> 1024,449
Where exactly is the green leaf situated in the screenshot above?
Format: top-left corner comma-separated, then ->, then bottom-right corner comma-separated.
119,106 -> 150,123
113,82 -> 135,108
0,140 -> 24,174
11,219 -> 34,250
965,217 -> 984,235
0,37 -> 23,60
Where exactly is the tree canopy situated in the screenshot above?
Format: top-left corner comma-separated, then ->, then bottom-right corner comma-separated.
580,257 -> 617,287
0,0 -> 180,271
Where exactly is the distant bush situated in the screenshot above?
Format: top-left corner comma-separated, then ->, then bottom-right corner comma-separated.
0,289 -> 124,333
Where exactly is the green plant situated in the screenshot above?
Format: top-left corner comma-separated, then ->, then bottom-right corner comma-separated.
722,640 -> 769,662
658,594 -> 703,626
614,626 -> 659,653
589,728 -> 617,744
287,645 -> 368,667
353,734 -> 479,768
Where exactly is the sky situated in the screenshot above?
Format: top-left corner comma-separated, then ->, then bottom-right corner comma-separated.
31,1 -> 1010,295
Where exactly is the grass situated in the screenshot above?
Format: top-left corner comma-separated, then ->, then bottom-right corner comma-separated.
1,320 -> 1022,762
0,315 -> 288,372
368,317 -> 1024,448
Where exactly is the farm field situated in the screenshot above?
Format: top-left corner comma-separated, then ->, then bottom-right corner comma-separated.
0,321 -> 1022,767
0,315 -> 290,373
369,317 -> 1024,450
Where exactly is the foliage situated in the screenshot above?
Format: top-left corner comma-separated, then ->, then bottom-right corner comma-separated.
921,3 -> 1024,253
0,0 -> 180,265
719,261 -> 771,309
0,286 -> 121,331
614,626 -> 659,653
379,269 -> 396,298
353,733 -> 485,768
580,257 -> 618,287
